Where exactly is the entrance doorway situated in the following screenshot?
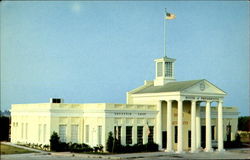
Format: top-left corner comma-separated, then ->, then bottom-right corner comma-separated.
201,126 -> 206,148
226,124 -> 231,142
162,131 -> 167,148
188,130 -> 191,148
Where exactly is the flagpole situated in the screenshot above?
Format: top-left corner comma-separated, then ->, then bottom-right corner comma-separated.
164,8 -> 167,57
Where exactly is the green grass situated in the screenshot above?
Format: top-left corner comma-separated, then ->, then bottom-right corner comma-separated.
0,143 -> 36,154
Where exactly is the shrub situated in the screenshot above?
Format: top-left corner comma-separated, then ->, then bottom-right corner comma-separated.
43,144 -> 50,151
69,143 -> 93,153
224,134 -> 242,148
69,143 -> 81,152
59,142 -> 69,151
81,143 -> 93,152
108,141 -> 159,153
145,142 -> 159,152
93,144 -> 103,153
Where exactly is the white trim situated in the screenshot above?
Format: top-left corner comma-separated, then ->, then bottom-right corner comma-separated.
131,92 -> 181,97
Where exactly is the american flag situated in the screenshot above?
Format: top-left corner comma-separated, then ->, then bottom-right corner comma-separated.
165,12 -> 176,20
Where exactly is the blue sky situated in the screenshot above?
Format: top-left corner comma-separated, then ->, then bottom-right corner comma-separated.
1,1 -> 249,116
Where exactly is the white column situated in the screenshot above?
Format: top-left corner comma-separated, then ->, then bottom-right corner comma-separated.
177,99 -> 183,153
217,100 -> 224,152
191,100 -> 197,152
157,100 -> 162,149
205,101 -> 212,152
143,125 -> 148,144
132,122 -> 137,145
196,103 -> 201,149
102,124 -> 106,151
166,100 -> 173,152
121,120 -> 126,145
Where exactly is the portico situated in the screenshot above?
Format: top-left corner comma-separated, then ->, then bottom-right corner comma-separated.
155,97 -> 225,153
127,56 -> 227,152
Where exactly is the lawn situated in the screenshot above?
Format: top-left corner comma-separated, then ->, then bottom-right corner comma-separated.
0,143 -> 35,154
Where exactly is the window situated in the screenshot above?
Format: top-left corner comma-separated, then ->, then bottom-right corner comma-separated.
137,126 -> 143,144
43,124 -> 47,142
21,123 -> 24,139
165,62 -> 172,77
126,126 -> 132,145
157,62 -> 163,77
71,125 -> 78,143
25,123 -> 28,139
59,125 -> 67,142
85,125 -> 89,143
175,126 -> 178,143
98,126 -> 102,145
148,126 -> 154,143
114,126 -> 121,144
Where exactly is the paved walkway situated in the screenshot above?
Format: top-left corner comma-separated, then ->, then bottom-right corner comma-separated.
1,142 -> 250,160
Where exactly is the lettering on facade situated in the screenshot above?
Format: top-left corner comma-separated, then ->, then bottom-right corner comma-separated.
138,113 -> 146,116
185,96 -> 219,101
114,112 -> 146,116
114,113 -> 132,116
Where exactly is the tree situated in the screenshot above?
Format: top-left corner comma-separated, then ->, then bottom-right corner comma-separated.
50,132 -> 60,151
106,131 -> 114,153
238,116 -> 250,131
0,116 -> 10,141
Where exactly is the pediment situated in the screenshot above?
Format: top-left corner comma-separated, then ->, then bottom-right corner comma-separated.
182,80 -> 226,95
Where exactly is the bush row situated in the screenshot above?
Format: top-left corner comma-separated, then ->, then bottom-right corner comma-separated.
18,142 -> 50,151
50,131 -> 158,153
55,142 -> 102,152
50,132 -> 103,152
106,132 -> 158,153
112,142 -> 159,153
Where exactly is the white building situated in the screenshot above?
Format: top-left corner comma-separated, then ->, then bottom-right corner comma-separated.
10,56 -> 239,152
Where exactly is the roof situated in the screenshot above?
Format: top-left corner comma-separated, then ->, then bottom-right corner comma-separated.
133,79 -> 203,94
155,56 -> 176,62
